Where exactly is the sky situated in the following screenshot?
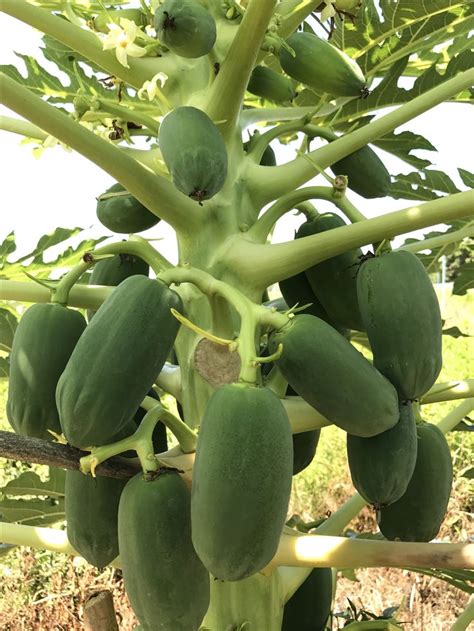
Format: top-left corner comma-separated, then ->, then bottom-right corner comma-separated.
0,10 -> 472,266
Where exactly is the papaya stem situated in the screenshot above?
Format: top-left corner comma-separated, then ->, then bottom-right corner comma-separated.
204,0 -> 277,139
398,224 -> 474,255
141,395 -> 197,454
170,308 -> 236,348
159,266 -> 268,383
0,114 -> 48,140
247,68 -> 474,204
422,379 -> 474,404
224,190 -> 474,290
155,363 -> 182,402
249,185 -> 367,243
0,73 -> 201,235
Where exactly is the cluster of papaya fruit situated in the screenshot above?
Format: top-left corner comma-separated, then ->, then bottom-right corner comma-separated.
276,213 -> 452,543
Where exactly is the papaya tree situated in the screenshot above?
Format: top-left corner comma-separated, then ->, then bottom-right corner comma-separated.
1,0 -> 474,629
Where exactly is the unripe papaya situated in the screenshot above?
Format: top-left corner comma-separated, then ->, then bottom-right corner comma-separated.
65,470 -> 126,567
7,303 -> 86,440
96,183 -> 160,234
330,144 -> 391,199
159,106 -> 228,202
357,250 -> 443,400
282,567 -> 333,631
279,32 -> 368,98
292,430 -> 320,475
154,0 -> 216,58
269,314 -> 399,437
119,469 -> 210,631
87,253 -> 149,321
93,9 -> 148,33
57,276 -> 183,448
347,402 -> 418,507
247,66 -> 295,103
297,214 -> 365,331
279,266 -> 349,336
378,422 -> 453,542
191,384 -> 293,581
244,139 -> 277,166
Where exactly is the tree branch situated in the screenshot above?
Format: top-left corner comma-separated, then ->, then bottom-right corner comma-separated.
0,73 -> 201,234
223,190 -> 474,290
0,431 -> 139,479
246,68 -> 474,205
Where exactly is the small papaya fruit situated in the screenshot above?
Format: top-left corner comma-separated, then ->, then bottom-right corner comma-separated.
96,183 -> 160,234
154,0 -> 216,58
247,66 -> 295,103
93,9 -> 148,33
159,106 -> 228,202
330,144 -> 391,199
279,32 -> 368,98
282,567 -> 333,631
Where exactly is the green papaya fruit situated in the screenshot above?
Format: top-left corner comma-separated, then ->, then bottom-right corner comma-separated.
347,402 -> 418,507
87,253 -> 149,321
279,266 -> 349,336
329,144 -> 391,199
191,384 -> 293,581
159,106 -> 228,202
96,183 -> 160,234
279,32 -> 368,98
247,65 -> 295,103
154,0 -> 216,58
357,250 -> 443,400
93,9 -> 148,33
65,470 -> 126,567
282,567 -> 333,631
269,314 -> 399,437
292,430 -> 320,476
7,303 -> 86,440
378,422 -> 453,542
118,469 -> 210,631
244,139 -> 277,166
297,214 -> 364,331
57,276 -> 183,448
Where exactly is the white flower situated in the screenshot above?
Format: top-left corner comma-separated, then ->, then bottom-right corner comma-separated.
138,72 -> 168,101
102,17 -> 147,69
321,0 -> 337,21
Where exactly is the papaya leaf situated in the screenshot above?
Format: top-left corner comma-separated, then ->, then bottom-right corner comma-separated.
1,469 -> 65,499
458,168 -> 474,189
452,262 -> 474,295
334,50 -> 474,127
0,497 -> 65,527
388,169 -> 460,202
0,232 -> 17,271
331,0 -> 474,79
0,308 -> 18,352
402,567 -> 474,594
14,226 -> 84,265
372,131 -> 436,170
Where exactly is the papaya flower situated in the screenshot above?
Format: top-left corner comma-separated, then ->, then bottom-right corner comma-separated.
102,18 -> 147,69
138,72 -> 169,101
